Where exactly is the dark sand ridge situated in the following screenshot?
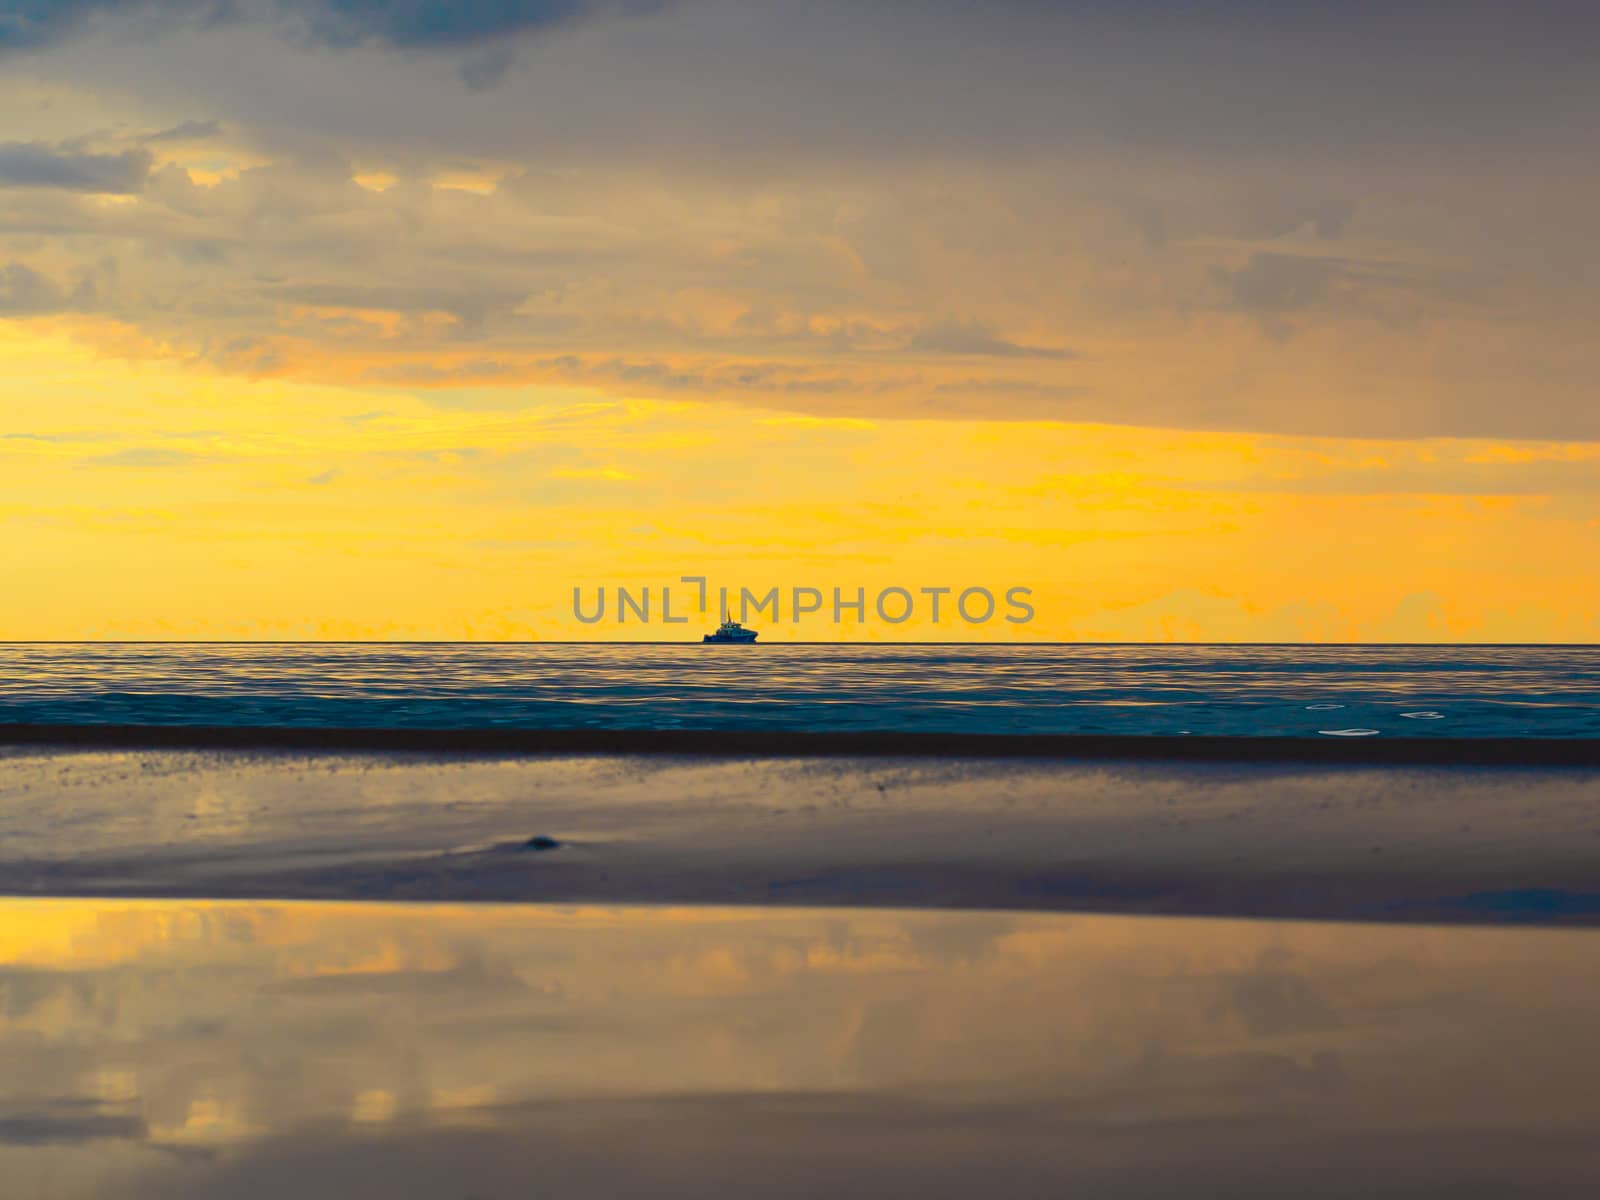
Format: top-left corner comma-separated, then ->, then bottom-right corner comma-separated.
2,745 -> 1598,923
6,723 -> 1600,763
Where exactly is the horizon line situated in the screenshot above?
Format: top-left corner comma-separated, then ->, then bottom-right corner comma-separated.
1,640 -> 1598,649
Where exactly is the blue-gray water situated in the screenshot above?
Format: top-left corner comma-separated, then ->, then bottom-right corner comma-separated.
1,643 -> 1598,737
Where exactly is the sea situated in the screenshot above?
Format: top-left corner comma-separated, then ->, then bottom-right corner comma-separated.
1,642 -> 1598,738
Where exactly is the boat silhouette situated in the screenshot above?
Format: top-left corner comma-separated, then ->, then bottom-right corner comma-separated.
703,616 -> 758,643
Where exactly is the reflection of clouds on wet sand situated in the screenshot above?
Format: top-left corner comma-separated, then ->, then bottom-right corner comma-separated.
0,900 -> 1598,1196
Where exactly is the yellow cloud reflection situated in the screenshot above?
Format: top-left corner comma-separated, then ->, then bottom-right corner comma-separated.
1,896 -> 1598,1199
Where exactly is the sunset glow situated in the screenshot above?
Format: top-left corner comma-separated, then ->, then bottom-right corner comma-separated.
3,2 -> 1597,640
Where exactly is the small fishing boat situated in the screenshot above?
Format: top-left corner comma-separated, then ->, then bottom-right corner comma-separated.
703,617 -> 758,643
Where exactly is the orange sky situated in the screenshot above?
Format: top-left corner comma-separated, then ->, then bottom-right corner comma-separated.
1,2 -> 1598,640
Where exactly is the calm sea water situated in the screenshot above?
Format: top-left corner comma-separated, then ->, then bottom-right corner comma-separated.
1,643 -> 1597,737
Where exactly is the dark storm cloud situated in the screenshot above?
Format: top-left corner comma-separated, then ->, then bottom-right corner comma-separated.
0,0 -> 665,54
0,0 -> 211,51
0,141 -> 152,193
15,0 -> 1599,172
282,0 -> 596,50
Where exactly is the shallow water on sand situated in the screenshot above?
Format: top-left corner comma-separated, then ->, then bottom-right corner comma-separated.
2,897 -> 1598,1198
2,643 -> 1599,737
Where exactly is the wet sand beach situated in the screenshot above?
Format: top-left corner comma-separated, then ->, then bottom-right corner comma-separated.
2,744 -> 1600,1197
3,897 -> 1600,1199
1,746 -> 1598,924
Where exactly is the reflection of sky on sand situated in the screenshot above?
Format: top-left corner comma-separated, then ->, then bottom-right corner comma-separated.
2,900 -> 1599,1197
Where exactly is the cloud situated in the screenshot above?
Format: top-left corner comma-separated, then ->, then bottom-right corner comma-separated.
277,0 -> 650,51
1205,454 -> 1600,497
86,447 -> 197,467
549,464 -> 633,481
1209,249 -> 1445,341
0,261 -> 102,313
272,281 -> 519,330
365,360 -> 523,385
0,262 -> 61,313
1227,957 -> 1340,1037
144,118 -> 222,142
0,0 -> 158,52
2,1 -> 1599,440
0,140 -> 152,192
459,45 -> 516,91
0,0 -> 665,57
1219,253 -> 1342,316
262,959 -> 526,997
908,320 -> 1076,360
0,1107 -> 146,1147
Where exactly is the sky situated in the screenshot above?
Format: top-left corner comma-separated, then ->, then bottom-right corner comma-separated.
1,0 -> 1598,640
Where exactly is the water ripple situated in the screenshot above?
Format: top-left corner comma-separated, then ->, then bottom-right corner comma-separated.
0,643 -> 1596,737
